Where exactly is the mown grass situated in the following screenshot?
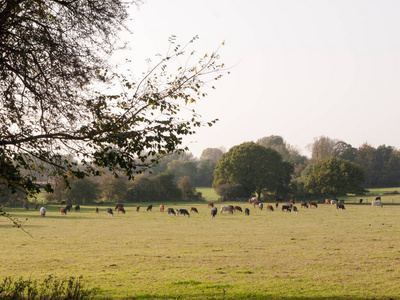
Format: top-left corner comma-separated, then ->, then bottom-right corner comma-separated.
1,197 -> 400,299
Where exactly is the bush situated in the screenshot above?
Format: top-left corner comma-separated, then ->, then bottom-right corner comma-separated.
215,183 -> 249,201
65,178 -> 100,204
126,171 -> 182,202
0,275 -> 98,299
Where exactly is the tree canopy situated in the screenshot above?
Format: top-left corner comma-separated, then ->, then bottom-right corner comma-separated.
213,142 -> 293,200
0,0 -> 226,198
304,157 -> 366,197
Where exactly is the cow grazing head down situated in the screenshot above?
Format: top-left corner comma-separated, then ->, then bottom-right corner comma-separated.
115,203 -> 124,211
211,207 -> 217,219
117,207 -> 126,214
176,209 -> 190,217
40,207 -> 46,217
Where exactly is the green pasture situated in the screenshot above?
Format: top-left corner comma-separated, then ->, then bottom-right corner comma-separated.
1,198 -> 400,299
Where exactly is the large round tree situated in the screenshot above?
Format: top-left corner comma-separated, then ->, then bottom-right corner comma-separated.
304,157 -> 366,197
213,142 -> 293,200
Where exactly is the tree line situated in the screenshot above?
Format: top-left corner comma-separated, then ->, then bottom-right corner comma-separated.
211,135 -> 400,201
2,135 -> 399,205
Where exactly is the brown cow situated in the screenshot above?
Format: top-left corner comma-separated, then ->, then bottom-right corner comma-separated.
309,201 -> 318,208
290,199 -> 295,205
65,204 -> 72,212
190,207 -> 199,213
159,204 -> 164,212
117,207 -> 126,214
60,207 -> 67,215
275,202 -> 279,208
234,206 -> 243,212
136,206 -> 140,212
325,199 -> 330,204
35,203 -> 39,210
267,205 -> 274,211
208,202 -> 214,207
95,207 -> 99,213
115,203 -> 124,211
301,201 -> 308,208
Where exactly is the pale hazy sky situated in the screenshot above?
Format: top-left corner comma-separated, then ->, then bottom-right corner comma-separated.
119,0 -> 400,158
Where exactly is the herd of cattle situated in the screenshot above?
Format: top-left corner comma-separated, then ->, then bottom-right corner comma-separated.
32,196 -> 384,218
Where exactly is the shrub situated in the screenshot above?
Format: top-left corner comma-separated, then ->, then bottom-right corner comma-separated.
0,275 -> 98,299
215,183 -> 249,201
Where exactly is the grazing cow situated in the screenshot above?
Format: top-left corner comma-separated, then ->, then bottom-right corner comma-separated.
275,202 -> 279,208
208,202 -> 214,207
35,203 -> 39,210
60,207 -> 67,215
220,206 -> 234,214
167,208 -> 176,215
211,207 -> 218,219
330,200 -> 338,205
75,205 -> 80,212
359,199 -> 363,204
258,203 -> 263,210
292,206 -> 298,214
336,204 -> 345,210
234,206 -> 243,212
325,199 -> 330,204
115,203 -> 124,211
117,207 -> 126,214
282,205 -> 291,212
301,201 -> 308,209
267,205 -> 274,212
290,199 -> 295,205
244,208 -> 250,216
147,205 -> 153,211
252,201 -> 261,207
107,208 -> 114,216
65,204 -> 72,212
40,207 -> 46,217
371,201 -> 383,207
95,207 -> 99,213
176,209 -> 190,217
309,201 -> 318,208
136,206 -> 140,212
159,204 -> 164,212
375,196 -> 381,201
190,207 -> 199,213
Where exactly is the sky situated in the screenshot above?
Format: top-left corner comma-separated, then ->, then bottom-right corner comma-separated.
118,0 -> 400,158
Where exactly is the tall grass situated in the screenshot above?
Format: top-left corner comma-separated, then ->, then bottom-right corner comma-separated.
0,275 -> 97,299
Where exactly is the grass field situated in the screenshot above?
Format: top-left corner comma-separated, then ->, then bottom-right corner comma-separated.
1,194 -> 400,299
